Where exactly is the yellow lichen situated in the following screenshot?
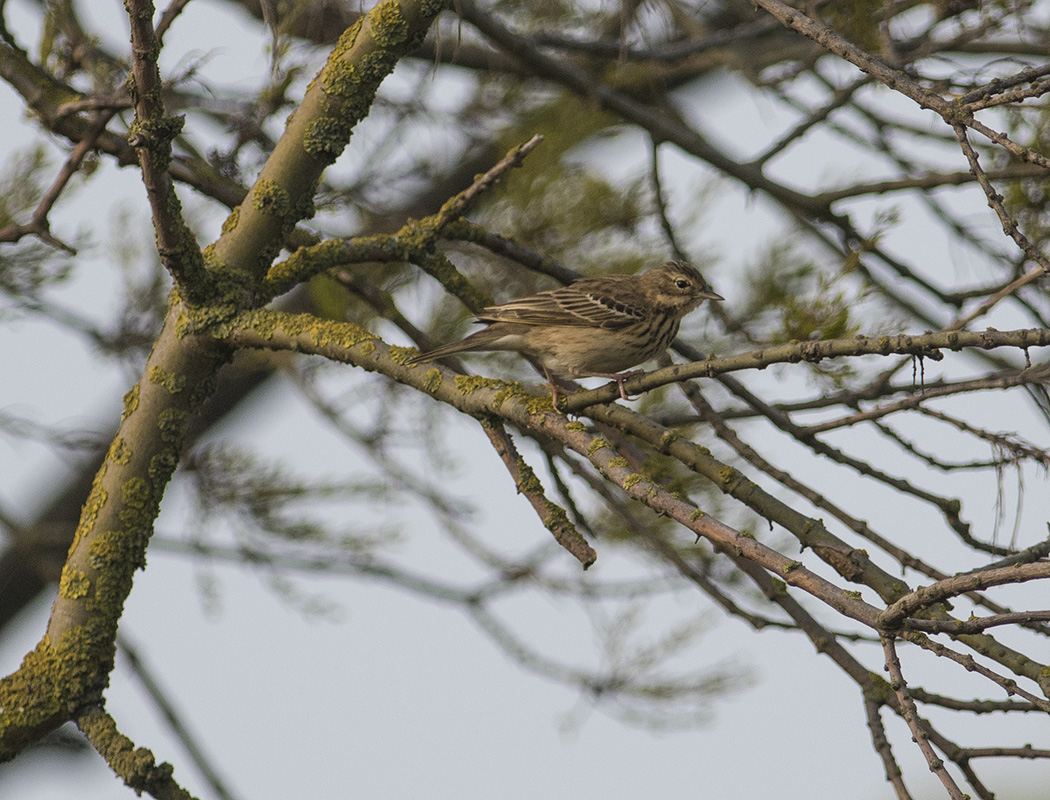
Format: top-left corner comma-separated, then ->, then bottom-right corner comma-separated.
321,60 -> 360,97
58,566 -> 90,600
148,365 -> 185,394
454,374 -> 509,395
302,117 -> 352,161
0,623 -> 107,739
370,0 -> 409,47
389,345 -> 418,365
200,242 -> 226,272
492,383 -> 530,410
262,238 -> 347,296
422,368 -> 442,393
587,438 -> 610,455
718,466 -> 739,486
121,384 -> 140,420
251,179 -> 292,217
449,374 -> 547,411
309,319 -> 378,349
121,478 -> 151,513
515,458 -> 544,495
622,473 -> 644,490
157,408 -> 189,445
148,450 -> 179,485
329,18 -> 363,60
220,205 -> 240,234
87,531 -> 123,571
71,467 -> 108,553
108,437 -> 132,466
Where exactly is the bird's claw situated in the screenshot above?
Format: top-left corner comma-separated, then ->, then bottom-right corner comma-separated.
613,370 -> 644,400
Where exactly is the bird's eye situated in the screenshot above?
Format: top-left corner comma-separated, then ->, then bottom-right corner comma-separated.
675,279 -> 691,290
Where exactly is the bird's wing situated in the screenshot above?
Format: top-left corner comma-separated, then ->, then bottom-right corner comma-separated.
478,278 -> 646,329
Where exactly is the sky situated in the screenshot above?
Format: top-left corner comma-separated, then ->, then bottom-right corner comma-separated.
1,1 -> 1049,799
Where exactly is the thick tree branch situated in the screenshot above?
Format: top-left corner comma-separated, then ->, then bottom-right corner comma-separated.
0,0 -> 451,762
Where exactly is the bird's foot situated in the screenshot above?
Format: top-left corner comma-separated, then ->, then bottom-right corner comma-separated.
543,366 -> 569,413
610,369 -> 644,400
549,383 -> 564,411
566,368 -> 645,401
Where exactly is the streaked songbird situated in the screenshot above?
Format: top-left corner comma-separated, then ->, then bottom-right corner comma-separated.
406,260 -> 723,406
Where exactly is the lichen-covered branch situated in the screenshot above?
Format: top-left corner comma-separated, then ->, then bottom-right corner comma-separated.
216,309 -> 879,620
125,0 -> 205,294
0,0 -> 451,764
566,328 -> 1050,410
77,706 -> 196,800
218,307 -> 1050,693
260,134 -> 544,303
206,0 -> 452,287
480,420 -> 596,568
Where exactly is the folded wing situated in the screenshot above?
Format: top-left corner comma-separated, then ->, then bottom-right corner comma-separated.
478,279 -> 646,330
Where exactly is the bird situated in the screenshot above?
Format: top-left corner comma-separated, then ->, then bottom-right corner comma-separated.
405,260 -> 723,406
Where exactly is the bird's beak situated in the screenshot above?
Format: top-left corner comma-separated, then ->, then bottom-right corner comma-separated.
700,290 -> 724,302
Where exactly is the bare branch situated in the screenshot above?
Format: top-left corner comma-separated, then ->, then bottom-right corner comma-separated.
882,636 -> 968,800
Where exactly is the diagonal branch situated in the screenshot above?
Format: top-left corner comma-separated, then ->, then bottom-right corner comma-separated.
0,108 -> 117,253
882,636 -> 968,800
455,0 -> 844,224
125,0 -> 205,293
118,634 -> 241,800
0,0 -> 452,764
77,706 -> 197,800
480,420 -> 595,568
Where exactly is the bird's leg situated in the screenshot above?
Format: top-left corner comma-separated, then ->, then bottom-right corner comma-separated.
543,364 -> 565,410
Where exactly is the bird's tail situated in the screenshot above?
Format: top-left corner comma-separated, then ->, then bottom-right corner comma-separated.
403,336 -> 478,366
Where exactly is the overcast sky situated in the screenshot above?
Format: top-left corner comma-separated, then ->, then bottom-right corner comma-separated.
2,1 -> 1049,799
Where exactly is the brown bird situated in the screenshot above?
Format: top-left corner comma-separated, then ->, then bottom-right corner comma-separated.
406,260 -> 723,406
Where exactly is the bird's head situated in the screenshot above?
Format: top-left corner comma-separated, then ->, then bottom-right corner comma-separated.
642,260 -> 723,313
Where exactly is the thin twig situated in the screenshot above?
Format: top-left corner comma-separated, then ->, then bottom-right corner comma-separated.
648,135 -> 687,261
908,687 -> 1041,713
480,420 -> 596,568
0,109 -> 118,253
155,0 -> 193,44
905,610 -> 1050,634
431,134 -> 544,233
125,0 -> 203,291
903,632 -> 1050,713
880,562 -> 1050,633
882,636 -> 968,800
801,365 -> 1050,434
117,634 -> 241,800
813,164 -> 1046,204
751,74 -> 872,167
566,328 -> 1050,411
864,697 -> 914,800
